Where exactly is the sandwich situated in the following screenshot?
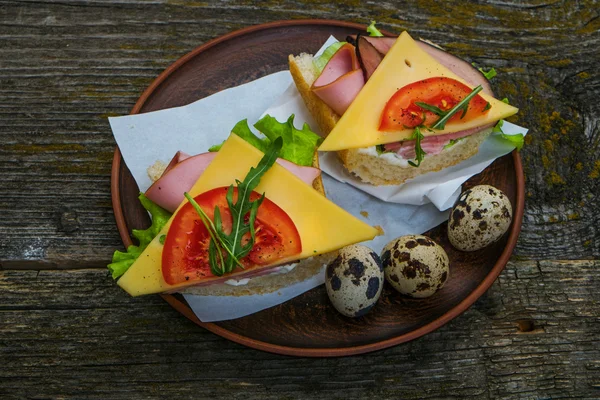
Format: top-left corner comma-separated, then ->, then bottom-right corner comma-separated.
289,27 -> 520,186
108,115 -> 378,296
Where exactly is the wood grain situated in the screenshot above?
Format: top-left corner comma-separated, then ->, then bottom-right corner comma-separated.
1,261 -> 598,399
0,0 -> 598,397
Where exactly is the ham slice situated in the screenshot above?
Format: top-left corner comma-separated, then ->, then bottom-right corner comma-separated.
385,124 -> 495,159
145,152 -> 217,213
356,35 -> 384,80
146,152 -> 321,213
349,35 -> 396,55
163,151 -> 191,175
311,43 -> 365,116
352,35 -> 493,95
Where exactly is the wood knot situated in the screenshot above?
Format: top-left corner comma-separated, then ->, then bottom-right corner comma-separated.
515,319 -> 543,334
58,209 -> 80,234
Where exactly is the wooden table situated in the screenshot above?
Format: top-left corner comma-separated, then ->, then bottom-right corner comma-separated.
1,1 -> 598,398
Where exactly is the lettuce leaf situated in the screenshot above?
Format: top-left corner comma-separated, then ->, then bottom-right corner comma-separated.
443,137 -> 465,150
478,67 -> 497,80
313,41 -> 346,73
367,21 -> 384,37
492,120 -> 524,151
254,114 -> 322,167
210,115 -> 322,167
107,193 -> 172,279
208,119 -> 269,153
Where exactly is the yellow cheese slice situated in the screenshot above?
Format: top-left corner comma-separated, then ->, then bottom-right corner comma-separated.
118,134 -> 379,296
318,31 -> 519,151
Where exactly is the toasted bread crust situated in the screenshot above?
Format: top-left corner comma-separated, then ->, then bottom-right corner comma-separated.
289,53 -> 490,186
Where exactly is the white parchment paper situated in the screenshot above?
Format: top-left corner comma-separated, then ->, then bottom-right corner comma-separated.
109,36 -> 527,321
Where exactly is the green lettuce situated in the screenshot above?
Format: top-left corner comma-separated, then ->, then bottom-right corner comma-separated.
208,119 -> 269,153
253,115 -> 322,167
443,137 -> 465,150
492,120 -> 524,151
479,67 -> 497,80
367,21 -> 384,37
313,41 -> 346,73
107,193 -> 172,279
210,114 -> 322,167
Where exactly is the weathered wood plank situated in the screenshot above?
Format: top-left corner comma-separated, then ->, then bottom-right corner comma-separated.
0,0 -> 598,268
1,261 -> 598,399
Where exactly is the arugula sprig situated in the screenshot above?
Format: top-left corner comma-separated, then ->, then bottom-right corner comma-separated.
405,85 -> 483,167
408,126 -> 426,167
185,137 -> 283,277
415,85 -> 483,130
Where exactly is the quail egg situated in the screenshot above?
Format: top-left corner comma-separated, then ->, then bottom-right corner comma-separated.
325,244 -> 384,318
381,235 -> 449,298
448,185 -> 513,251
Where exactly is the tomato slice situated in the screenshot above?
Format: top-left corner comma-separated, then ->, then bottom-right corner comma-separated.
162,187 -> 302,285
379,77 -> 490,131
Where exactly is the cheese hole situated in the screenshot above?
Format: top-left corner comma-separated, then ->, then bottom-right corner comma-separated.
405,59 -> 412,67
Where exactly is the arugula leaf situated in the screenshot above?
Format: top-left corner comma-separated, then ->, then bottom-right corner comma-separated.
191,137 -> 283,276
367,21 -> 384,37
414,101 -> 446,115
408,126 -> 426,167
209,119 -> 269,153
107,194 -> 172,279
254,114 -> 322,167
313,41 -> 346,73
492,120 -> 524,150
430,85 -> 483,130
415,86 -> 484,130
501,97 -> 510,104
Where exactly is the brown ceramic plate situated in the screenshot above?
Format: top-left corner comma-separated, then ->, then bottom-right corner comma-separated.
111,20 -> 524,357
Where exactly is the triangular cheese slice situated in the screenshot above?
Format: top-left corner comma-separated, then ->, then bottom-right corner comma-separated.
319,31 -> 519,151
118,134 -> 379,296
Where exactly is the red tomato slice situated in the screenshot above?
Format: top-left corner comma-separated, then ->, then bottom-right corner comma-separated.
162,187 -> 302,285
379,77 -> 490,131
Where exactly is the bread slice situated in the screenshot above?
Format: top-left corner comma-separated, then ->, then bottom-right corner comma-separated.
289,53 -> 492,186
146,146 -> 332,297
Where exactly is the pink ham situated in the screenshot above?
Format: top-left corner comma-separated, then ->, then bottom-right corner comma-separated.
146,152 -> 322,213
275,158 -> 321,185
351,35 -> 396,55
163,151 -> 191,175
353,35 -> 493,95
386,124 -> 495,159
311,43 -> 365,116
146,152 -> 217,213
356,35 -> 385,80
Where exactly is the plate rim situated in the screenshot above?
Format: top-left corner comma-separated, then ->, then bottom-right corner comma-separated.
110,19 -> 525,357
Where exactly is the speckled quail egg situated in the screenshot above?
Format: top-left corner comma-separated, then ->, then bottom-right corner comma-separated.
448,185 -> 513,251
381,235 -> 449,298
325,244 -> 384,318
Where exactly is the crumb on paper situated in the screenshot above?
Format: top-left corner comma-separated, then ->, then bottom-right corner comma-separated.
375,225 -> 385,236
360,211 -> 369,218
147,160 -> 167,182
